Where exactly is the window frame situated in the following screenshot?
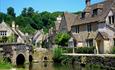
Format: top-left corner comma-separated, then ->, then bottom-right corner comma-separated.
86,39 -> 93,47
76,25 -> 79,33
87,23 -> 92,32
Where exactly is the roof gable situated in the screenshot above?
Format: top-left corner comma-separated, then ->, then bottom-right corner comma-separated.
95,32 -> 109,40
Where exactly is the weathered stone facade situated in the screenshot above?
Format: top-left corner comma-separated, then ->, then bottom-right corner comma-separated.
55,0 -> 115,54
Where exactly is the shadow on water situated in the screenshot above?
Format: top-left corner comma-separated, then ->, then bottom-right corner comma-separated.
13,62 -> 108,70
29,63 -> 33,70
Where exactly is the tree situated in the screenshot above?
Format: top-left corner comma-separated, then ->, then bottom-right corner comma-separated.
0,12 -> 7,23
27,7 -> 34,17
32,12 -> 43,30
7,7 -> 16,17
21,8 -> 27,17
55,33 -> 70,46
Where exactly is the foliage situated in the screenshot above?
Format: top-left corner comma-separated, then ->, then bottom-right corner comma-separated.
75,47 -> 95,54
62,47 -> 95,54
0,7 -> 82,34
73,11 -> 82,15
112,47 -> 115,54
7,35 -> 16,43
55,33 -> 71,46
0,36 -> 8,43
0,7 -> 63,34
7,7 -> 16,17
0,58 -> 12,69
52,47 -> 64,63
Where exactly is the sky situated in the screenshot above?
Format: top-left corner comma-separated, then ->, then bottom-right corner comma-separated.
0,0 -> 104,16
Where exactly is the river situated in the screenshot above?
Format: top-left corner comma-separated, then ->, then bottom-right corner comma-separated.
8,62 -> 105,70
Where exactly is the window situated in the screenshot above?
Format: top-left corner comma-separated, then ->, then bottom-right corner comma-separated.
81,12 -> 85,18
87,23 -> 92,32
0,31 -> 7,36
113,38 -> 115,46
76,25 -> 79,33
112,16 -> 114,24
93,9 -> 98,16
108,15 -> 114,24
109,16 -> 112,24
86,39 -> 93,47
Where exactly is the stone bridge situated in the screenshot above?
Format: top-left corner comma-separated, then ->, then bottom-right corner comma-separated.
0,43 -> 33,65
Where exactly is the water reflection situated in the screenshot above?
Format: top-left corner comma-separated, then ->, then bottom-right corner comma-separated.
8,62 -> 106,70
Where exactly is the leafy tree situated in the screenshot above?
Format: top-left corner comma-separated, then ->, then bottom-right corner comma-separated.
27,7 -> 34,17
0,12 -> 7,23
32,12 -> 43,30
0,7 -> 63,35
55,33 -> 70,46
21,8 -> 27,17
7,7 -> 16,17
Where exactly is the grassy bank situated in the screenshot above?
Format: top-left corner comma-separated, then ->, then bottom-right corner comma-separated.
0,58 -> 12,69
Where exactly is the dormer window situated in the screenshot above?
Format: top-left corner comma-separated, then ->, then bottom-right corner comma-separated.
92,9 -> 98,16
109,15 -> 114,24
81,12 -> 86,18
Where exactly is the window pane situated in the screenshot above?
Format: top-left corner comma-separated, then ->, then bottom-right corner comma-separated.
109,16 -> 111,24
114,38 -> 115,46
112,16 -> 114,24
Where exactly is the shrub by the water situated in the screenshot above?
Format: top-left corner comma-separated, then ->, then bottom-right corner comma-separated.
52,47 -> 64,63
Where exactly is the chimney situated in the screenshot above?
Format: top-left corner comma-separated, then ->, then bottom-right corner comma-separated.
12,21 -> 15,28
86,0 -> 91,7
16,25 -> 19,29
57,15 -> 62,23
85,0 -> 91,17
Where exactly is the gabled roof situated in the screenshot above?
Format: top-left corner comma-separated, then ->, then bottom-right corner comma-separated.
95,32 -> 109,40
73,0 -> 115,26
71,33 -> 83,42
0,21 -> 28,42
60,12 -> 77,31
32,30 -> 43,42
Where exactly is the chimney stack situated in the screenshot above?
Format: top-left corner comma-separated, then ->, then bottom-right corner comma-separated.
12,21 -> 15,28
86,0 -> 91,7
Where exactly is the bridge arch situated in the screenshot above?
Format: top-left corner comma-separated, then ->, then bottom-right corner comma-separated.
29,55 -> 33,63
16,54 -> 25,65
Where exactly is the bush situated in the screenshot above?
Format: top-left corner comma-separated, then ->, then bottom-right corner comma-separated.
52,47 -> 64,63
62,47 -> 95,54
55,32 -> 70,46
112,47 -> 115,54
75,47 -> 95,54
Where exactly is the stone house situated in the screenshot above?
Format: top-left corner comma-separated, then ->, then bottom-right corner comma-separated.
55,0 -> 115,54
0,20 -> 29,43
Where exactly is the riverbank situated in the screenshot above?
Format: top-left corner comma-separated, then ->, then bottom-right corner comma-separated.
0,63 -> 12,69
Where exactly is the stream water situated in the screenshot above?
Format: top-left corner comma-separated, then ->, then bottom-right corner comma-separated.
8,62 -> 106,70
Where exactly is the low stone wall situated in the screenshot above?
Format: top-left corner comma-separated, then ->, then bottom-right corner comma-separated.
80,56 -> 115,68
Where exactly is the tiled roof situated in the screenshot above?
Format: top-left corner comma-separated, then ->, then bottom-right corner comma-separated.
60,12 -> 77,31
95,32 -> 109,40
73,0 -> 115,25
71,33 -> 83,42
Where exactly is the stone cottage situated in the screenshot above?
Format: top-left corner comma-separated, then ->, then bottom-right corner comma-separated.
0,20 -> 29,43
55,0 -> 115,54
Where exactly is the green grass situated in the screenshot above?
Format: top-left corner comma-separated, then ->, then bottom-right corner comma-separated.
0,63 -> 12,69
